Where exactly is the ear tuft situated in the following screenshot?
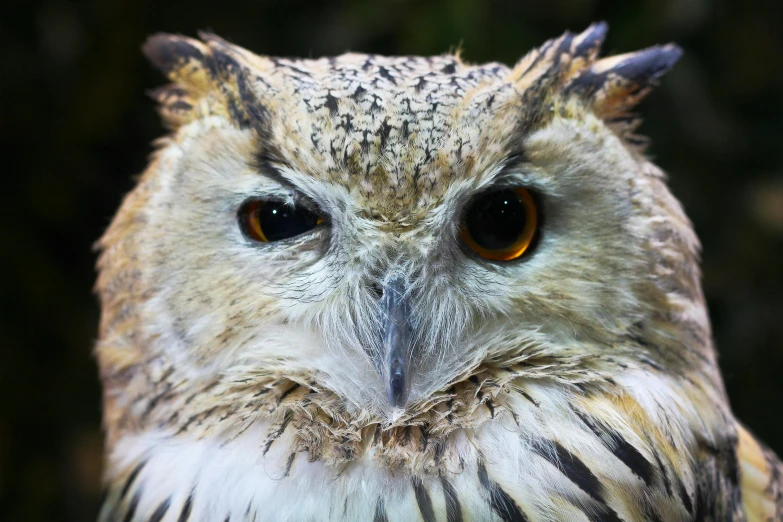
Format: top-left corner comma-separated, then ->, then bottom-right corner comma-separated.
508,22 -> 607,93
571,21 -> 608,63
601,44 -> 682,85
142,32 -> 272,131
568,43 -> 682,118
142,34 -> 213,84
142,34 -> 216,128
509,24 -> 682,137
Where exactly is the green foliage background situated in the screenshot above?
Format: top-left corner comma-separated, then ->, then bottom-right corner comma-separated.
2,0 -> 782,519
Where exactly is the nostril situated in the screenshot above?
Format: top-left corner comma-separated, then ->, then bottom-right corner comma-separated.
370,282 -> 383,300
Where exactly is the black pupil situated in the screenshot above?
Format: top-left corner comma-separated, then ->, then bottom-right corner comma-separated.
465,189 -> 528,250
255,201 -> 320,241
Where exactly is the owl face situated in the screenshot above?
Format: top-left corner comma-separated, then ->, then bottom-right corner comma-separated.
99,24 -> 703,422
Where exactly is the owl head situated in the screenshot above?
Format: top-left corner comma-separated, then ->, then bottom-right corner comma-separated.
96,24 -> 716,442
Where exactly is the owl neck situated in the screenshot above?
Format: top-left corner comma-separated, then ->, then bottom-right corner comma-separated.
99,361 -> 736,521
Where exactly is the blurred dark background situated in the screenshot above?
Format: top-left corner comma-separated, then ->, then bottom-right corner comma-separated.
2,0 -> 782,519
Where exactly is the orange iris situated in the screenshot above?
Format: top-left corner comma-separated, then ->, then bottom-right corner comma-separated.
240,200 -> 323,243
460,187 -> 538,261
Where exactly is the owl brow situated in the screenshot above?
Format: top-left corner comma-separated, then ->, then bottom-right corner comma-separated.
253,152 -> 298,192
485,152 -> 532,187
251,152 -> 325,211
500,152 -> 529,174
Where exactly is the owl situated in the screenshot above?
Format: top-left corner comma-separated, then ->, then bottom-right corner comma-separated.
95,23 -> 782,521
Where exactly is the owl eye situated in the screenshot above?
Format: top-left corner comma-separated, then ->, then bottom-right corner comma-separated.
460,187 -> 539,261
239,200 -> 324,243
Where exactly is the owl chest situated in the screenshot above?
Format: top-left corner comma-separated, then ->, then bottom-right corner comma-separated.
100,417 -> 695,522
102,424 -> 498,521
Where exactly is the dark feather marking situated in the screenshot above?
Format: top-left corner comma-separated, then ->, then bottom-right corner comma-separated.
149,498 -> 171,522
541,440 -> 632,522
142,34 -> 206,76
676,478 -> 692,515
611,46 -> 683,86
277,383 -> 301,405
693,485 -> 708,521
412,476 -> 436,522
533,441 -> 625,520
498,154 -> 530,179
119,460 -> 146,504
724,437 -> 740,488
230,60 -> 270,132
325,92 -> 339,115
283,452 -> 296,477
263,411 -> 293,456
198,380 -> 220,394
373,498 -> 389,522
693,434 -> 743,520
567,44 -> 681,105
477,460 -> 529,522
573,21 -> 607,57
515,38 -> 554,79
441,62 -> 456,74
471,375 -> 484,402
517,388 -> 539,407
123,491 -> 141,522
244,502 -> 254,522
651,450 -> 673,497
155,367 -> 175,385
605,432 -> 653,486
573,409 -> 654,485
533,441 -> 605,502
378,66 -> 397,85
252,387 -> 271,398
178,494 -> 193,522
421,426 -> 430,452
142,376 -> 174,419
485,399 -> 495,418
177,406 -> 218,434
440,475 -> 464,522
434,441 -> 445,465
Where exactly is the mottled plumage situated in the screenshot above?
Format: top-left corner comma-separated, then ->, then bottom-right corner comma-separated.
96,23 -> 782,521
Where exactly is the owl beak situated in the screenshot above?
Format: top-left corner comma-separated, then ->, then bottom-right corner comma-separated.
382,275 -> 414,408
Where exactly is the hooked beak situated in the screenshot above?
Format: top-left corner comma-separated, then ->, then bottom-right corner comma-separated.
382,275 -> 414,408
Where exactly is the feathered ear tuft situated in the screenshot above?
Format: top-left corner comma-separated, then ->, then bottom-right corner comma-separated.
142,34 -> 214,129
507,22 -> 608,95
142,34 -> 212,83
142,33 -> 272,131
508,23 -> 681,140
567,43 -> 682,119
506,22 -> 610,133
